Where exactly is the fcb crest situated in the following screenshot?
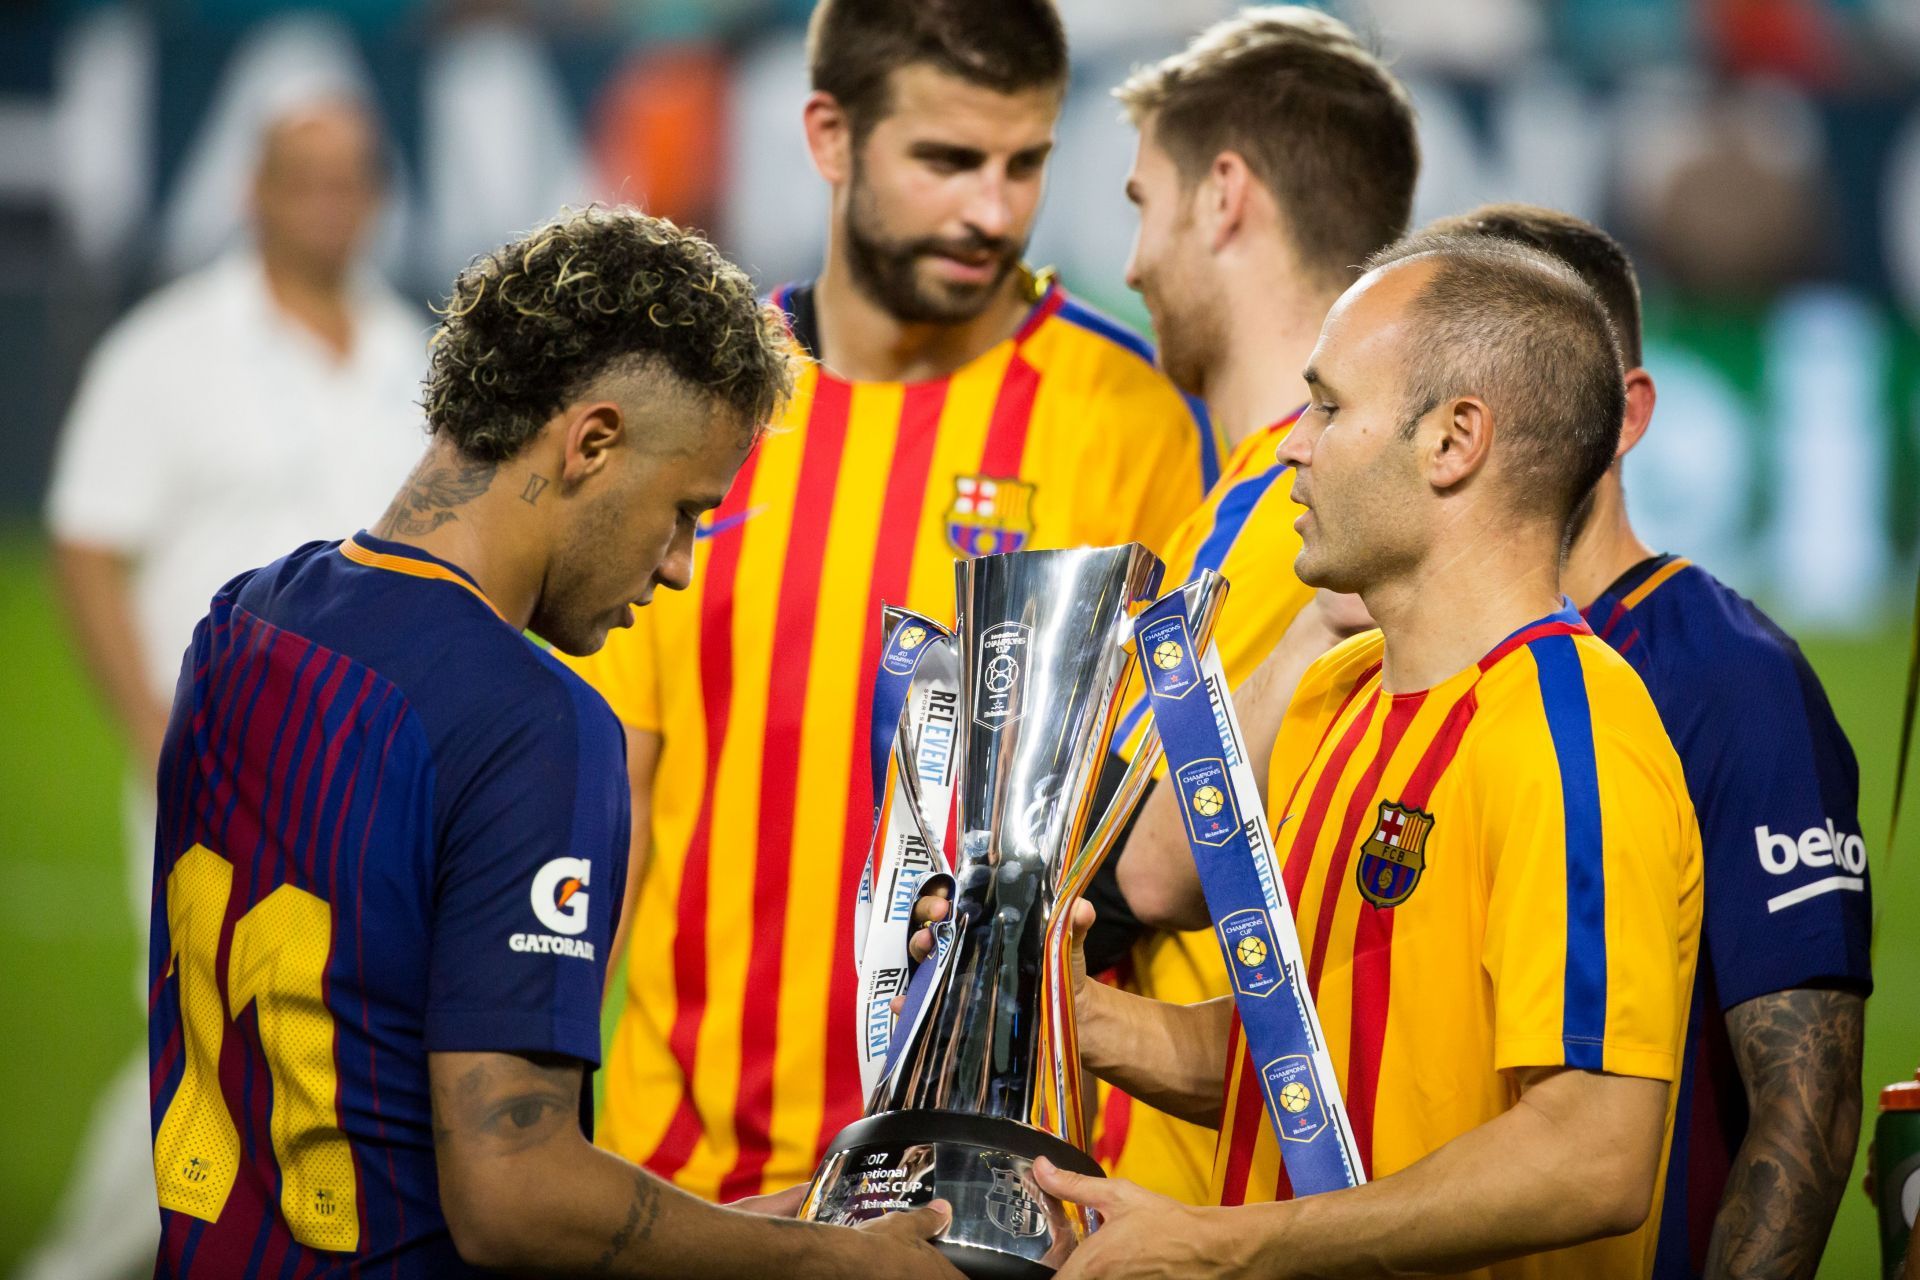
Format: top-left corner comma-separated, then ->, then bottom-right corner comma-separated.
946,475 -> 1036,557
1356,800 -> 1433,908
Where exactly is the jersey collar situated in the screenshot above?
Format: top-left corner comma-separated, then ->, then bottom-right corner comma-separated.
339,532 -> 504,621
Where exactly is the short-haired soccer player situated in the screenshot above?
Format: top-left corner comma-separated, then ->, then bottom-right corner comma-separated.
1061,7 -> 1421,1201
148,207 -> 959,1278
1428,203 -> 1870,1280
566,0 -> 1213,1203
1028,238 -> 1705,1278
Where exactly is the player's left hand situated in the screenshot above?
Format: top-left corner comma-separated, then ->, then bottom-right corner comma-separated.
1029,1159 -> 1251,1274
1034,1157 -> 1254,1279
728,1182 -> 809,1217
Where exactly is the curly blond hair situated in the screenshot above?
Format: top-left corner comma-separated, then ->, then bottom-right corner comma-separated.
425,206 -> 795,462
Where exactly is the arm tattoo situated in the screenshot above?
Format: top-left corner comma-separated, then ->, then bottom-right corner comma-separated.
594,1170 -> 664,1272
375,456 -> 497,536
1707,987 -> 1864,1280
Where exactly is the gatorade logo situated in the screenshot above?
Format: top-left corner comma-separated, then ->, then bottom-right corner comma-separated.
531,857 -> 592,935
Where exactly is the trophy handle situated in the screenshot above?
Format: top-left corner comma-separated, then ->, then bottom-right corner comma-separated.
1038,570 -> 1230,1150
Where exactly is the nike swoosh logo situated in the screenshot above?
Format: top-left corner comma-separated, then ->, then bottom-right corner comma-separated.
695,506 -> 766,541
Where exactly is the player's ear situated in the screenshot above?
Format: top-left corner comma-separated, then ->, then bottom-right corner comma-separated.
1206,150 -> 1252,253
1426,395 -> 1493,492
803,91 -> 853,186
1616,369 -> 1655,461
561,403 -> 623,486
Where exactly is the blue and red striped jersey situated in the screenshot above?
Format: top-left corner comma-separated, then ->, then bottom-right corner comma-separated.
148,532 -> 629,1277
1584,555 -> 1873,1280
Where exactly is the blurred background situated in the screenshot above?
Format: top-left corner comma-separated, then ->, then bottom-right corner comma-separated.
0,0 -> 1915,1276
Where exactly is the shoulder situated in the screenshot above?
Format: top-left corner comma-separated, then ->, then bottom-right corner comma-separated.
85,262 -> 240,374
1035,287 -> 1196,409
1474,629 -> 1678,771
1637,564 -> 1829,714
1294,629 -> 1387,714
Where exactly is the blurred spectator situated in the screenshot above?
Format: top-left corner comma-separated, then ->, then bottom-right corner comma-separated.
24,97 -> 425,1280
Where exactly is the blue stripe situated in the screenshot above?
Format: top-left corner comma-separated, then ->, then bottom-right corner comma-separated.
1054,296 -> 1220,488
1532,634 -> 1609,1069
1193,465 -> 1285,576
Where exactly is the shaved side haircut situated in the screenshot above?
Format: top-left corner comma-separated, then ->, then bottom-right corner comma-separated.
1367,233 -> 1626,527
1115,6 -> 1419,289
1422,203 -> 1644,367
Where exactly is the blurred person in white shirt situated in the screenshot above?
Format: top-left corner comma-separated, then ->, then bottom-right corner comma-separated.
25,97 -> 426,1280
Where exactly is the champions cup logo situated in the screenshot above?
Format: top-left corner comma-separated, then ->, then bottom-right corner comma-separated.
1356,801 -> 1433,908
946,476 -> 1037,558
1137,616 -> 1201,699
1175,758 -> 1239,846
883,623 -> 931,676
1261,1054 -> 1329,1143
973,621 -> 1031,730
1218,908 -> 1284,998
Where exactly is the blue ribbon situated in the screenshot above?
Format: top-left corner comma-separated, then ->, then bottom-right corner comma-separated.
868,612 -> 950,826
1133,590 -> 1362,1195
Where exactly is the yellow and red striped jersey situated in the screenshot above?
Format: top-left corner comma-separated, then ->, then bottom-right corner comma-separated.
1090,411 -> 1313,1202
1212,611 -> 1702,1280
566,271 -> 1214,1200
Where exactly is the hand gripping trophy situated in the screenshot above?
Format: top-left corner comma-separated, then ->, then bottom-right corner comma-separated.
803,545 -> 1225,1277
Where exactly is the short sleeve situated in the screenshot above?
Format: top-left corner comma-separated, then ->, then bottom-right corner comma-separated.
559,604 -> 662,733
1075,376 -> 1211,559
423,668 -> 630,1063
45,319 -> 177,550
1678,642 -> 1872,1009
1482,640 -> 1699,1083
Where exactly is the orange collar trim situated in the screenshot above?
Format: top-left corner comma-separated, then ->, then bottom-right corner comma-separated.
338,536 -> 505,621
1622,557 -> 1692,611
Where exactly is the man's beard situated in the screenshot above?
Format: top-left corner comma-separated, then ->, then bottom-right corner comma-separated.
1148,285 -> 1221,399
844,175 -> 1024,325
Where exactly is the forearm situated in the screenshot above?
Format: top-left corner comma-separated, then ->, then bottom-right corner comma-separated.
1707,988 -> 1865,1279
1233,1070 -> 1666,1279
450,1134 -> 860,1278
51,542 -> 168,761
1078,982 -> 1232,1127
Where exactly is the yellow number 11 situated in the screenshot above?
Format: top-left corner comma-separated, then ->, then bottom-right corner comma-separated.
153,844 -> 360,1252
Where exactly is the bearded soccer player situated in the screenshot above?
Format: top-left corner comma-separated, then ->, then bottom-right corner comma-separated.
1024,238 -> 1704,1279
147,208 -> 958,1278
1426,204 -> 1870,1280
565,0 -> 1211,1201
1062,8 -> 1420,1202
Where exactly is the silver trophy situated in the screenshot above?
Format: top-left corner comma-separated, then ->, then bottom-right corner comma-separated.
802,546 -> 1226,1279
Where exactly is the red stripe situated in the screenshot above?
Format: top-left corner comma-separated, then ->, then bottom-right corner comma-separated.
979,351 -> 1042,477
720,377 -> 856,1200
1011,280 -> 1065,344
1479,618 -> 1586,672
1304,694 -> 1424,991
1093,1087 -> 1135,1168
1272,661 -> 1380,888
1343,688 -> 1480,1173
1280,689 -> 1380,906
1218,1021 -> 1266,1206
648,441 -> 766,1180
817,381 -> 948,1158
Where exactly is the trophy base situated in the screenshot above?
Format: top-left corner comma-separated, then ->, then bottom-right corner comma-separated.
801,1109 -> 1105,1280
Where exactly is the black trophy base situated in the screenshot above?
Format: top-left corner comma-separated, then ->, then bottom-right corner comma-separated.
802,1109 -> 1105,1280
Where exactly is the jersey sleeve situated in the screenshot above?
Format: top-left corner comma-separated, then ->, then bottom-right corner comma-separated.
1678,637 -> 1872,1008
1075,373 -> 1212,559
423,666 -> 631,1064
559,601 -> 663,733
45,317 -> 177,550
1480,641 -> 1700,1083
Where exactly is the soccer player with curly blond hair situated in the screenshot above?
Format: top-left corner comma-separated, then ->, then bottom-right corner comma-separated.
146,206 -> 961,1279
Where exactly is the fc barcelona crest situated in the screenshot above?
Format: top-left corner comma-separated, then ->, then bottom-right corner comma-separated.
946,475 -> 1037,557
1356,800 -> 1433,908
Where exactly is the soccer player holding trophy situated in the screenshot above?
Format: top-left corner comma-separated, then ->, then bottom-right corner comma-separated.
566,0 -> 1209,1208
870,238 -> 1706,1278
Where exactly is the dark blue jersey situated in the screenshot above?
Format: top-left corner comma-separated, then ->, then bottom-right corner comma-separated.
1584,555 -> 1872,1280
148,532 -> 629,1277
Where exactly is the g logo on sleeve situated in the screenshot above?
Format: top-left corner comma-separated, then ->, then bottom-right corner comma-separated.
530,857 -> 592,936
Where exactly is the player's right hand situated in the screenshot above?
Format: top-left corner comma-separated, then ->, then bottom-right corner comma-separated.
850,1201 -> 965,1278
904,881 -> 952,964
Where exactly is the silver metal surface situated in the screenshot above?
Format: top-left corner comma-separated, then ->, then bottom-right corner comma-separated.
869,545 -> 1162,1123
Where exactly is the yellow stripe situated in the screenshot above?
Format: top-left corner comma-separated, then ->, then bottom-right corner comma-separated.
1621,557 -> 1691,611
338,537 -> 504,620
